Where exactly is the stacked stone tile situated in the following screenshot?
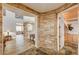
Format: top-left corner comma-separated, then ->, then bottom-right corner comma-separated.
39,14 -> 57,51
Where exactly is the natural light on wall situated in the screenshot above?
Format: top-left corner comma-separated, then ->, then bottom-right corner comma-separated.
27,24 -> 33,32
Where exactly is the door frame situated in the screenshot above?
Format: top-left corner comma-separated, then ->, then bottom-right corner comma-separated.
57,4 -> 78,52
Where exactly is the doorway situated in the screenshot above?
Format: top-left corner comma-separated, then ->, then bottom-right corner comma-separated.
3,4 -> 38,54
58,5 -> 78,55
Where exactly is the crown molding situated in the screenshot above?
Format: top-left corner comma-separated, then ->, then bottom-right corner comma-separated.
7,3 -> 40,15
6,3 -> 77,16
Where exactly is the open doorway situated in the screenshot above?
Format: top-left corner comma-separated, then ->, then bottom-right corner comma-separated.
58,5 -> 78,55
3,4 -> 38,55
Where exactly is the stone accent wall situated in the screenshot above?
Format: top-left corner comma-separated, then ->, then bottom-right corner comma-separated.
0,4 -> 2,43
38,14 -> 57,51
0,3 -> 2,55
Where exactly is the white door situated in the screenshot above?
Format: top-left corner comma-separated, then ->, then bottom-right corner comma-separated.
59,14 -> 64,49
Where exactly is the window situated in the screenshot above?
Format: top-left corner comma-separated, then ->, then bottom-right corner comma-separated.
16,25 -> 23,31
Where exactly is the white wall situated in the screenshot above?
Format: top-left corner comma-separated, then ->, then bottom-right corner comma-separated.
59,15 -> 64,49
3,10 -> 16,33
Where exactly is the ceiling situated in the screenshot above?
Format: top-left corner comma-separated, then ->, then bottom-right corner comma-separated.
23,3 -> 64,13
3,4 -> 35,17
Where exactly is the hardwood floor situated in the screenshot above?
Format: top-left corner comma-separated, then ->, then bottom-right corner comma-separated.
4,34 -> 35,55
